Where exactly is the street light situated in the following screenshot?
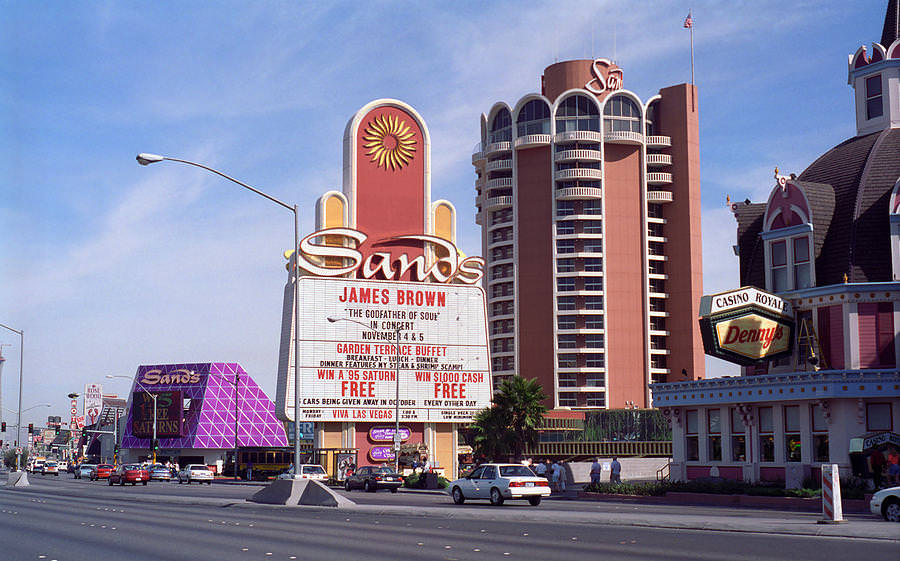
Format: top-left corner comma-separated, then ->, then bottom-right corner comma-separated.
0,323 -> 24,469
136,153 -> 304,478
328,316 -> 403,473
107,375 -> 157,463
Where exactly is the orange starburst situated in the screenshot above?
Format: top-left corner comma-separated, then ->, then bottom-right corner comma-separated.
363,114 -> 417,171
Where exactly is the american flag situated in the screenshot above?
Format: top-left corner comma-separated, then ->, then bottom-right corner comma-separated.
684,12 -> 693,29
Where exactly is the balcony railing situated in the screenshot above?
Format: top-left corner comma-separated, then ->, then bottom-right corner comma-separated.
604,130 -> 644,145
515,134 -> 552,149
647,190 -> 674,203
556,187 -> 603,200
486,177 -> 514,189
647,172 -> 673,185
484,195 -> 513,210
526,440 -> 672,458
646,135 -> 672,147
485,159 -> 513,173
485,141 -> 512,156
555,149 -> 603,163
554,130 -> 603,144
645,153 -> 672,166
472,150 -> 486,165
554,168 -> 602,181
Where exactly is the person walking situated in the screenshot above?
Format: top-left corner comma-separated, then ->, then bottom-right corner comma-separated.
610,456 -> 622,484
557,460 -> 567,493
550,460 -> 561,492
590,457 -> 603,486
533,458 -> 547,478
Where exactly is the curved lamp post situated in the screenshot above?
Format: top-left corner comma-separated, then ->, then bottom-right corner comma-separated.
136,154 -> 304,477
328,316 -> 402,473
0,323 -> 24,468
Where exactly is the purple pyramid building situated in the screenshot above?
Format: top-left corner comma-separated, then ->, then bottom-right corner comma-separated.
121,363 -> 287,451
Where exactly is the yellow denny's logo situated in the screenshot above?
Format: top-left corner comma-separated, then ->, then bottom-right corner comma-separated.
363,114 -> 416,170
715,314 -> 791,359
138,369 -> 201,385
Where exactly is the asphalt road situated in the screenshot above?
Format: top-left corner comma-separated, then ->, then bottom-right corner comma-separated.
2,473 -> 897,561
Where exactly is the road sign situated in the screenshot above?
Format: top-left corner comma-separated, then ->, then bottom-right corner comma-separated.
15,447 -> 21,455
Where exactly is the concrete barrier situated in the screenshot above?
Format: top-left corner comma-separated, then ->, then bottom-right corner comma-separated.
6,471 -> 29,487
247,479 -> 355,507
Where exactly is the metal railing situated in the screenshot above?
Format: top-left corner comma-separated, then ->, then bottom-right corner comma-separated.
526,440 -> 672,458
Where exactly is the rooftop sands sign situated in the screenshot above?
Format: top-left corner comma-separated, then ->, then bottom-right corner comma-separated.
699,286 -> 795,366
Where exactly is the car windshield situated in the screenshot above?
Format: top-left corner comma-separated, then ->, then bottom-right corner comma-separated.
98,464 -> 112,469
302,465 -> 326,474
124,465 -> 142,470
499,465 -> 537,477
46,462 -> 58,466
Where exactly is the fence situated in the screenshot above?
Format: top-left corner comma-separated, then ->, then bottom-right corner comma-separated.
526,440 -> 672,459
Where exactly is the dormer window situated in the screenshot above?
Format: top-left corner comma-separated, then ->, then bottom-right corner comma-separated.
866,74 -> 883,119
766,234 -> 813,293
793,236 -> 812,289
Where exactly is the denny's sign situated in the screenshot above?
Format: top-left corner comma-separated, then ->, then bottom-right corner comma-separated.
699,287 -> 794,366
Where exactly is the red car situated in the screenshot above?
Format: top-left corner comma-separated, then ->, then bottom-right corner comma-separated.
90,464 -> 113,481
108,464 -> 150,486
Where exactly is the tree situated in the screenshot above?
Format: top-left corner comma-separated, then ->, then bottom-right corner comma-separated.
471,376 -> 547,462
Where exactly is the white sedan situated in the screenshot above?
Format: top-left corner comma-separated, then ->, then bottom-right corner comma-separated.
448,463 -> 551,506
177,464 -> 214,484
870,485 -> 900,521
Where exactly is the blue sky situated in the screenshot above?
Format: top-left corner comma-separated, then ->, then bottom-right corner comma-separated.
0,1 -> 889,431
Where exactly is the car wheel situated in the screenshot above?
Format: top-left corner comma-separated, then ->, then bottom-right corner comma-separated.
883,498 -> 900,522
528,496 -> 541,506
143,481 -> 148,486
390,487 -> 398,494
452,487 -> 465,505
178,478 -> 182,484
365,480 -> 374,492
207,481 -> 211,485
108,479 -> 113,486
490,487 -> 505,506
344,480 -> 351,492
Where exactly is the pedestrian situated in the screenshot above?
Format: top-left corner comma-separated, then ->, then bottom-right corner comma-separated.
557,461 -> 567,493
533,458 -> 547,478
590,457 -> 602,486
544,459 -> 552,480
420,454 -> 431,472
869,448 -> 886,489
887,448 -> 900,485
550,460 -> 560,492
610,456 -> 622,484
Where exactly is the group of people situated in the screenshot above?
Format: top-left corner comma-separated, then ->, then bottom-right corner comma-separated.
589,456 -> 622,485
869,447 -> 900,489
527,458 -> 569,492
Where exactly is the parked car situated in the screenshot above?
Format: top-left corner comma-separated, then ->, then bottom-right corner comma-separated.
28,458 -> 45,473
447,463 -> 550,506
90,464 -> 114,481
344,465 -> 402,493
147,464 -> 172,481
75,464 -> 95,479
40,460 -> 60,476
108,464 -> 150,486
276,464 -> 328,481
870,485 -> 900,522
177,464 -> 213,484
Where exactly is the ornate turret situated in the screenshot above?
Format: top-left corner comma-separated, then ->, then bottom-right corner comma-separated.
848,1 -> 900,135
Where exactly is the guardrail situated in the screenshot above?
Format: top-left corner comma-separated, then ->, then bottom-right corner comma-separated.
526,440 -> 672,458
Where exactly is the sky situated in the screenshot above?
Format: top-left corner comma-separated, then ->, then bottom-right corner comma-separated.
0,1 -> 890,433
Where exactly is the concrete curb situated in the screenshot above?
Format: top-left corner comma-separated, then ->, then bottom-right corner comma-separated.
577,491 -> 871,514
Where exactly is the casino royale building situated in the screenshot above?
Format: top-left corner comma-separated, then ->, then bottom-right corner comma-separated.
473,58 -> 705,409
651,3 -> 900,485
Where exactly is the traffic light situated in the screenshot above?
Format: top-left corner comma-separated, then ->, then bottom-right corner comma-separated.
1,421 -> 6,432
152,439 -> 159,452
54,426 -> 60,435
28,423 -> 33,434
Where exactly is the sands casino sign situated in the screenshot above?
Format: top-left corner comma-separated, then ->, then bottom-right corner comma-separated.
698,287 -> 795,366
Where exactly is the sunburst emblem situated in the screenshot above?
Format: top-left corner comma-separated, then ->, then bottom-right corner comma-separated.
363,114 -> 417,171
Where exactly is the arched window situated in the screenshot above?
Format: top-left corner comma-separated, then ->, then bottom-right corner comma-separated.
645,101 -> 659,136
489,109 -> 512,143
603,95 -> 641,133
555,95 -> 600,132
516,100 -> 550,136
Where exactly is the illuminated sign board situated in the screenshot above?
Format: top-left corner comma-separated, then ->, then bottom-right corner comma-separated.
132,390 -> 183,437
369,426 -> 411,442
137,368 -> 201,385
277,277 -> 491,423
699,286 -> 794,366
84,383 -> 103,425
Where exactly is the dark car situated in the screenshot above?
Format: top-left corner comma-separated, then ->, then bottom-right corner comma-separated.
90,464 -> 113,481
109,464 -> 150,486
344,465 -> 403,493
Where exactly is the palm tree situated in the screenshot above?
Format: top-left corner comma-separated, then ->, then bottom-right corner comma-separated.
471,376 -> 547,462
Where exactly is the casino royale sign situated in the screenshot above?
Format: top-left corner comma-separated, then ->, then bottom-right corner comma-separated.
699,286 -> 794,366
283,276 -> 492,422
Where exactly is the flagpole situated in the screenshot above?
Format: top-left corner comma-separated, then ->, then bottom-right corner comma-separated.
690,20 -> 694,86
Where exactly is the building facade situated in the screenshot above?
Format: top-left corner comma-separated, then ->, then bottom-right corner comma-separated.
474,59 -> 704,410
651,2 -> 900,486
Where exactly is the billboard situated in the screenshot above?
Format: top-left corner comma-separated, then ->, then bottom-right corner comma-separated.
278,276 -> 491,423
84,383 -> 103,425
698,286 -> 794,366
131,390 -> 183,437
